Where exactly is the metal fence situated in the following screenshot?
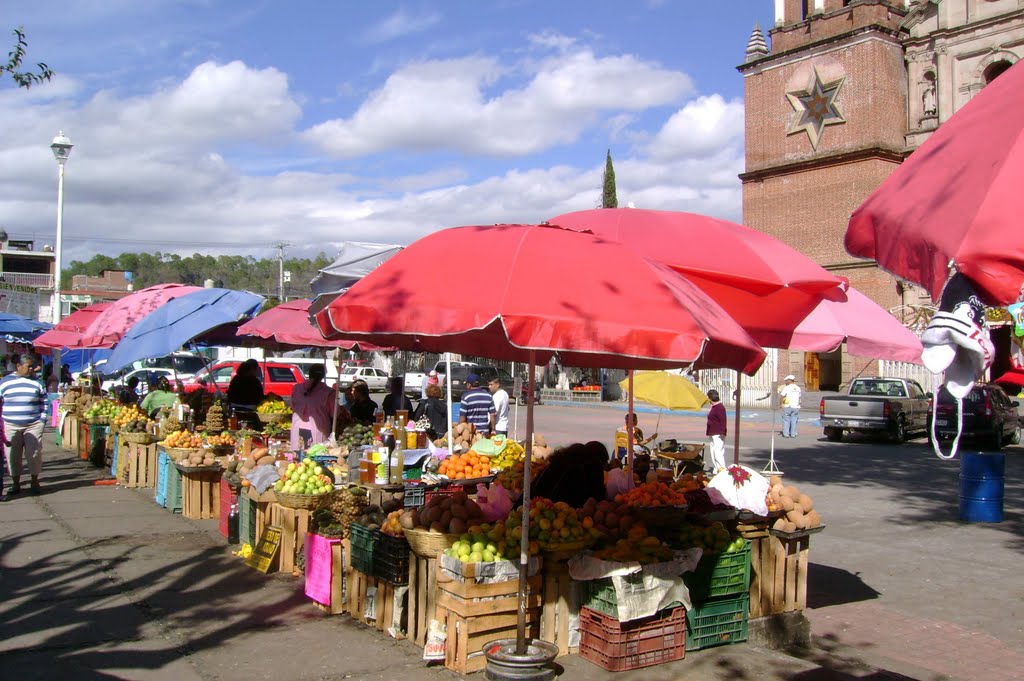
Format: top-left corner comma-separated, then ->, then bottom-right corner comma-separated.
690,348 -> 780,409
878,360 -> 937,394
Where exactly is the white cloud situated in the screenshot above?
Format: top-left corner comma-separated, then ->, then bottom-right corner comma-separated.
648,94 -> 745,160
363,8 -> 443,44
303,47 -> 692,158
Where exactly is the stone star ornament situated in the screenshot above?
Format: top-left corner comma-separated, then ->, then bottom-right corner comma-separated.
786,67 -> 846,149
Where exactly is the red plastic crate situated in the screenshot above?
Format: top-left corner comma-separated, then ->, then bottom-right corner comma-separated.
424,484 -> 460,504
579,606 -> 686,672
218,477 -> 239,538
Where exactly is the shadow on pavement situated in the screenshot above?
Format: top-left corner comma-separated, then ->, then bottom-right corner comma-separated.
806,564 -> 880,609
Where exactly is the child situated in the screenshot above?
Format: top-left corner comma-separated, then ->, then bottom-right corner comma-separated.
706,389 -> 727,474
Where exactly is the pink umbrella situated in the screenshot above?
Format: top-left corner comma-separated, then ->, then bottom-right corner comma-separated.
34,302 -> 111,350
72,283 -> 202,349
236,299 -> 385,351
791,287 -> 923,363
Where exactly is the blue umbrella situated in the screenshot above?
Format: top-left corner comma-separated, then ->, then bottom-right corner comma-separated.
103,288 -> 265,373
0,313 -> 52,340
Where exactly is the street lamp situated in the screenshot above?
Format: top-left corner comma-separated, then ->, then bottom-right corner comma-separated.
50,131 -> 72,325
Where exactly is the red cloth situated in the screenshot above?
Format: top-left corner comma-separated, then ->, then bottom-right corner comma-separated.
706,402 -> 727,437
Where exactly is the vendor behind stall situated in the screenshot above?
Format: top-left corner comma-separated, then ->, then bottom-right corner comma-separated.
382,377 -> 413,418
348,380 -> 378,425
290,364 -> 339,450
531,441 -> 607,508
140,376 -> 177,418
413,383 -> 447,438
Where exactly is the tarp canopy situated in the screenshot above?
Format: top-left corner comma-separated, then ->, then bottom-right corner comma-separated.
309,241 -> 403,314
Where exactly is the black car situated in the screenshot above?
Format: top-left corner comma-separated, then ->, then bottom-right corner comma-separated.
930,383 -> 1021,450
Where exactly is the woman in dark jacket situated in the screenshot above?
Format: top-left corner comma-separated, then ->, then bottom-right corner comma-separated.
531,441 -> 607,508
414,383 -> 448,438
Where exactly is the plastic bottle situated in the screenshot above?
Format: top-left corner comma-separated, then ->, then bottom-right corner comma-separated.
390,449 -> 405,485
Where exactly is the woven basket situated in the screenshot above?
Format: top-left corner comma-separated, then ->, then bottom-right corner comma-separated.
163,446 -> 202,460
121,431 -> 156,445
175,463 -> 222,475
257,412 -> 292,423
403,526 -> 459,558
274,490 -> 327,509
84,416 -> 110,425
204,444 -> 235,456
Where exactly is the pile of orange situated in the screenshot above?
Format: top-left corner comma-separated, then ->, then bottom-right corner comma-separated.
439,452 -> 492,480
618,481 -> 688,507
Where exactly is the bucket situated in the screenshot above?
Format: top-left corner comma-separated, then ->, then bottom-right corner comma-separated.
450,403 -> 460,423
959,452 -> 1004,523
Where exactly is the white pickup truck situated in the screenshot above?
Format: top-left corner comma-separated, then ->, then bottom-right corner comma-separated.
403,360 -> 477,398
819,377 -> 932,443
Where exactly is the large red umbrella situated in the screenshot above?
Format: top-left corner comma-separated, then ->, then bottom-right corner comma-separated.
846,60 -> 1024,307
314,223 -> 764,656
237,299 -> 384,351
72,283 -> 202,349
314,223 -> 765,373
547,208 -> 846,349
34,302 -> 111,350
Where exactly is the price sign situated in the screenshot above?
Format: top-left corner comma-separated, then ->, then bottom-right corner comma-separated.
246,525 -> 282,573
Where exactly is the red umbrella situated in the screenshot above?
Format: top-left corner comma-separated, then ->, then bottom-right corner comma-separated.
314,223 -> 764,656
236,299 -> 385,351
547,208 -> 845,348
846,60 -> 1024,307
314,223 -> 765,373
72,283 -> 203,349
34,302 -> 111,350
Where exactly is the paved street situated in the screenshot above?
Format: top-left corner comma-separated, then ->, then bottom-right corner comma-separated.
0,403 -> 1019,680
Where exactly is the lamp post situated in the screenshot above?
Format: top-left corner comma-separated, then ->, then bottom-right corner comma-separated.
50,131 -> 72,325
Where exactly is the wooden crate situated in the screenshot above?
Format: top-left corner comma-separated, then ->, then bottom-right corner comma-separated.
78,420 -> 91,461
313,539 -> 347,616
407,553 -> 441,647
541,554 -> 579,657
347,567 -> 405,635
117,439 -> 131,485
125,443 -> 159,489
60,413 -> 77,451
247,486 -> 276,547
437,573 -> 542,674
749,534 -> 810,618
181,469 -> 222,521
267,503 -> 311,574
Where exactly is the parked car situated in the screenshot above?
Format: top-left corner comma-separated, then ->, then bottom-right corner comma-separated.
819,377 -> 931,443
134,352 -> 207,378
181,361 -> 305,401
271,357 -> 339,382
336,366 -> 389,391
101,368 -> 177,395
930,383 -> 1021,450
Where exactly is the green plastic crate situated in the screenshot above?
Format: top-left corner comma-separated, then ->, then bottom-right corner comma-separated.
349,522 -> 380,575
684,541 -> 751,603
239,494 -> 257,546
580,573 -> 648,619
686,593 -> 748,651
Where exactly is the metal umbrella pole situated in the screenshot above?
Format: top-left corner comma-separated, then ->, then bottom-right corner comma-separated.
515,351 -> 537,654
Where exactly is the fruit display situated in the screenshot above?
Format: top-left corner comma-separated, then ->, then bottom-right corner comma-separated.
222,458 -> 244,487
682,489 -> 735,515
205,401 -> 226,432
592,525 -> 676,564
506,497 -> 589,550
433,422 -> 481,452
205,431 -> 236,448
339,423 -> 373,448
673,521 -> 732,554
257,398 -> 292,415
381,509 -> 405,537
576,497 -> 635,544
113,404 -> 149,430
398,491 -> 485,535
619,481 -> 688,508
444,523 -> 511,563
494,458 -> 547,497
530,433 -> 554,459
319,486 -> 369,538
238,447 -> 274,477
173,442 -> 217,468
161,411 -> 185,435
262,421 -> 288,438
163,430 -> 203,450
671,472 -> 708,494
84,400 -> 120,422
438,452 -> 492,480
489,439 -> 526,470
273,458 -> 332,496
768,477 -> 821,532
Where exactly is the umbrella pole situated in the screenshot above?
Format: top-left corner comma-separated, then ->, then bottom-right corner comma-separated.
627,369 -> 635,482
330,351 -> 340,443
445,353 -> 453,453
512,361 -> 519,442
516,351 -> 537,655
733,371 -> 742,466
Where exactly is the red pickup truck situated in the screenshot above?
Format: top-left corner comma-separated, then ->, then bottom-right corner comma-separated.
181,361 -> 306,402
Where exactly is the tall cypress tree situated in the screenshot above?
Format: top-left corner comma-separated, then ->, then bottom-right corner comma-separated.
602,149 -> 618,209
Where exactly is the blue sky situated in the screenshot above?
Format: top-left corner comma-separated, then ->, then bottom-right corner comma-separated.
0,1 -> 775,264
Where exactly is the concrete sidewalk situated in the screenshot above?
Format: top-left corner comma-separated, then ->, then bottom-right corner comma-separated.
0,434 -> 967,681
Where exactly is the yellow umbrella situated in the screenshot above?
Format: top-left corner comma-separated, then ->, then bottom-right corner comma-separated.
619,371 -> 710,411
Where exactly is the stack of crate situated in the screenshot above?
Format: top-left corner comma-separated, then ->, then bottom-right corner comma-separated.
683,539 -> 752,651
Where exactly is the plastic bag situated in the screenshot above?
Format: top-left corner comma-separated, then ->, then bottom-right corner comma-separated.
476,481 -> 513,522
422,619 -> 447,661
606,467 -> 631,499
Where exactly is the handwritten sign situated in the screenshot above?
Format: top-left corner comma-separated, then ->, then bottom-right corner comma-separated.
246,525 -> 282,573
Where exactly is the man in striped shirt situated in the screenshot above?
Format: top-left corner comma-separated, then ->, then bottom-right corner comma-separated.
0,353 -> 47,495
459,374 -> 495,436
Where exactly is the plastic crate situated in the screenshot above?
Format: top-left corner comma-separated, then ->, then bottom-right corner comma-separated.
579,606 -> 685,671
403,483 -> 426,509
580,573 -> 648,620
349,522 -> 381,575
376,533 -> 410,585
684,541 -> 751,603
155,450 -> 183,513
218,477 -> 240,540
685,593 -> 749,651
155,450 -> 169,506
110,434 -> 120,478
239,494 -> 257,546
424,484 -> 460,504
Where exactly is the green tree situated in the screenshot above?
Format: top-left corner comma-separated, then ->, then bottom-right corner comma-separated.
602,149 -> 618,209
4,27 -> 53,89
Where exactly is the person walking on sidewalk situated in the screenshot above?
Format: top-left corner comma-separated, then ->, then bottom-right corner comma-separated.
488,376 -> 510,437
0,353 -> 48,495
779,374 -> 803,438
706,389 -> 727,473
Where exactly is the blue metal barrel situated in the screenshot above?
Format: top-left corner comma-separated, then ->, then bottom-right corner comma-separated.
959,452 -> 1004,523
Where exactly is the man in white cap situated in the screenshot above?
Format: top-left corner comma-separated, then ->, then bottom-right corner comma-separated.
778,375 -> 802,438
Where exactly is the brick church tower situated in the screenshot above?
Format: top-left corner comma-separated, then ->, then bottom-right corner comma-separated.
739,0 -> 1024,390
